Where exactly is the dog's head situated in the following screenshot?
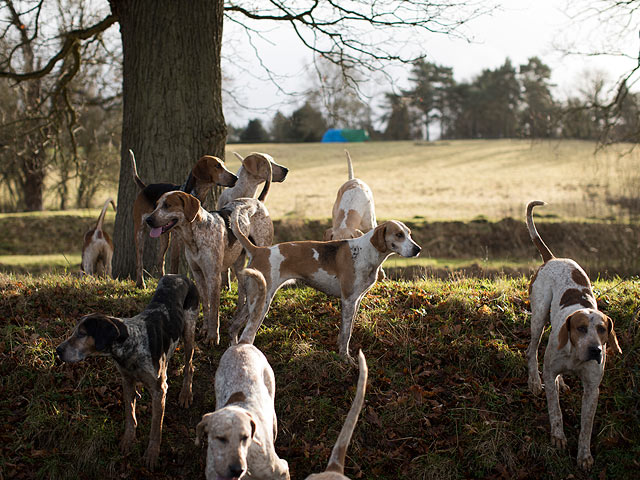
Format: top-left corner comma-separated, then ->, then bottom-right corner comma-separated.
56,313 -> 126,363
238,152 -> 288,183
369,221 -> 421,258
146,191 -> 200,238
323,227 -> 364,241
191,155 -> 238,193
557,310 -> 621,364
195,406 -> 259,480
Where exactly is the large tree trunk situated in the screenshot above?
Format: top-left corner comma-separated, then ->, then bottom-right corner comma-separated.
110,0 -> 227,281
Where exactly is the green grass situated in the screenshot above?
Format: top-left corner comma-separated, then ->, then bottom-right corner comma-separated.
1,273 -> 638,479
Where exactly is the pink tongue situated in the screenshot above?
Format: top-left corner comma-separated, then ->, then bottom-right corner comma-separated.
149,227 -> 163,238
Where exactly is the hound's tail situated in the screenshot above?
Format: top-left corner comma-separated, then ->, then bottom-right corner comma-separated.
526,201 -> 554,263
229,201 -> 260,258
95,197 -> 116,232
345,150 -> 355,180
237,267 -> 267,343
325,350 -> 368,475
130,149 -> 146,190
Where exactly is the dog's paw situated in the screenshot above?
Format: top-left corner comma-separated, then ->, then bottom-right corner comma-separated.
557,375 -> 570,393
179,388 -> 193,408
204,332 -> 220,346
528,375 -> 544,396
577,453 -> 594,471
143,445 -> 160,471
551,433 -> 567,450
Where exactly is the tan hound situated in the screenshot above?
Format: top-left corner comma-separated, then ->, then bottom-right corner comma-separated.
526,201 -> 621,470
196,269 -> 289,480
131,150 -> 237,287
81,197 -> 116,277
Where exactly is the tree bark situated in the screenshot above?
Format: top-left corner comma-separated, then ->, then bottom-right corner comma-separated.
109,0 -> 227,281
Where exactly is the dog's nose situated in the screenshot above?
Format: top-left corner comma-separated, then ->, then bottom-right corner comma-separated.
55,345 -> 63,358
145,216 -> 155,227
412,244 -> 421,257
228,464 -> 244,477
588,345 -> 602,364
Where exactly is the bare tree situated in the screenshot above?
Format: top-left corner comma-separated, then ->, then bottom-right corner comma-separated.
0,0 -> 495,279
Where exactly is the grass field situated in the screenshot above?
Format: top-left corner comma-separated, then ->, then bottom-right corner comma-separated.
7,139 -> 638,222
1,273 -> 638,480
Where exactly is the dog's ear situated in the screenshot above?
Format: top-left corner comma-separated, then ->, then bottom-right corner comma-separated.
81,314 -> 123,352
243,154 -> 263,177
557,314 -> 572,350
179,192 -> 201,223
370,223 -> 388,253
195,413 -> 214,446
192,155 -> 221,183
323,228 -> 334,241
605,316 -> 622,354
244,411 -> 261,446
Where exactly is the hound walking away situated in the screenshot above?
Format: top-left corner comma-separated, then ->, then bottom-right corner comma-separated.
145,192 -> 273,345
131,150 -> 238,287
305,350 -> 368,480
324,151 -> 377,241
81,197 -> 116,277
229,208 -> 421,362
196,270 -> 289,480
525,201 -> 621,470
56,274 -> 199,470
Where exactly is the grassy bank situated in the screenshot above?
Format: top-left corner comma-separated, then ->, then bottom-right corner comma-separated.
1,273 -> 638,479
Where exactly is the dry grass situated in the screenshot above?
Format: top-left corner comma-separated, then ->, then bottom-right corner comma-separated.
227,139 -> 640,221
9,139 -> 638,222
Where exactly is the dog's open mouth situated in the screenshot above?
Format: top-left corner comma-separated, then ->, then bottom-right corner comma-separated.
149,219 -> 177,238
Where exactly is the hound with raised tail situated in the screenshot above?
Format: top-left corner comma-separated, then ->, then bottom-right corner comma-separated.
81,197 -> 116,277
229,208 -> 421,362
56,274 -> 199,471
217,152 -> 288,208
196,268 -> 289,480
305,350 -> 368,480
145,191 -> 273,345
525,200 -> 621,470
131,149 -> 238,288
323,151 -> 377,241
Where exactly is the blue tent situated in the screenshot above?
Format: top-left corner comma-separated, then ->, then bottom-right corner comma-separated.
321,128 -> 370,143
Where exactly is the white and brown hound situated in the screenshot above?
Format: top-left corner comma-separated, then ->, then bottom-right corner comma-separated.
145,192 -> 273,345
229,209 -> 421,362
81,197 -> 116,277
196,269 -> 289,480
526,201 -> 621,470
323,151 -> 376,241
305,350 -> 368,480
56,274 -> 199,471
131,150 -> 238,288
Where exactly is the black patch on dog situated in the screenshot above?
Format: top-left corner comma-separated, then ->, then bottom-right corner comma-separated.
142,183 -> 180,206
144,308 -> 180,370
560,288 -> 595,309
209,205 -> 236,245
319,242 -> 342,265
83,314 -> 127,352
571,268 -> 590,287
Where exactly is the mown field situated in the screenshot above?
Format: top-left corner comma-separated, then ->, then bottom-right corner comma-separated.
1,273 -> 638,479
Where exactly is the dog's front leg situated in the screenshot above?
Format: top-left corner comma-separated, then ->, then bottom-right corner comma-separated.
204,272 -> 222,345
179,310 -> 197,408
577,380 -> 601,470
543,367 -> 567,450
143,374 -> 168,471
119,374 -> 138,453
337,295 -> 362,365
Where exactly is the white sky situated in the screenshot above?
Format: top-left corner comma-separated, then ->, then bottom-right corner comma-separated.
221,0 -> 640,129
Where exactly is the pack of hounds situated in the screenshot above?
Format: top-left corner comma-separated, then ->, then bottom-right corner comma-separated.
61,150 -> 622,478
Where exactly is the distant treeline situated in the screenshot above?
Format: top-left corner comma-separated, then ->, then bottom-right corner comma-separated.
231,57 -> 640,144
